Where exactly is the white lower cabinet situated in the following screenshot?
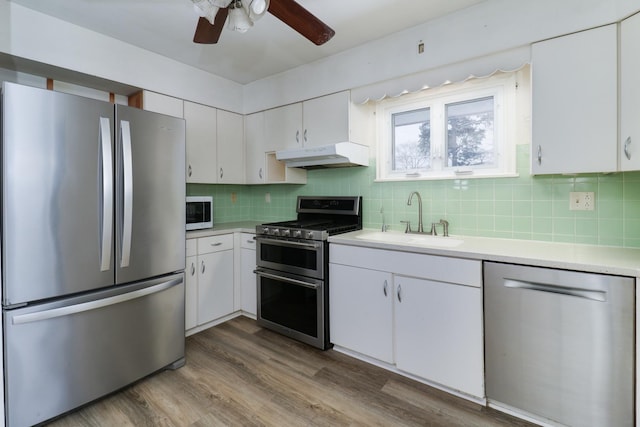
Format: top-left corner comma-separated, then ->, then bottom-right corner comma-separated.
240,233 -> 257,316
329,244 -> 484,400
394,275 -> 484,398
185,240 -> 198,330
329,264 -> 393,363
185,233 -> 235,333
197,249 -> 234,325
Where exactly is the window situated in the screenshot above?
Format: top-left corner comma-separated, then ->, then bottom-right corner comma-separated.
376,72 -> 519,181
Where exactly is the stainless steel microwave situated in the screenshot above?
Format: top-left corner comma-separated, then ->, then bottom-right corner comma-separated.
186,196 -> 213,230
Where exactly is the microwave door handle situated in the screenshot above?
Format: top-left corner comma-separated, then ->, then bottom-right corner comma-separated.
99,117 -> 113,272
254,269 -> 320,290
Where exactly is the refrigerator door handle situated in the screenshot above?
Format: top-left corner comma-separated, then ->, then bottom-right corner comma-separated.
120,120 -> 133,268
99,117 -> 113,272
11,277 -> 183,325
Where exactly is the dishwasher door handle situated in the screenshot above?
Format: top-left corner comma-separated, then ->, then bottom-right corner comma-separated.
504,279 -> 607,302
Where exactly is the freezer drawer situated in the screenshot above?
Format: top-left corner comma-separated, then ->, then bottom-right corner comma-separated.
3,274 -> 185,427
484,262 -> 634,426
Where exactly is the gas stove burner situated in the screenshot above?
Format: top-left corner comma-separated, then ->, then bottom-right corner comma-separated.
257,196 -> 362,241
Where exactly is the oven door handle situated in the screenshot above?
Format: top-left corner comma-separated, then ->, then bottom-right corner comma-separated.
254,269 -> 320,290
255,236 -> 321,249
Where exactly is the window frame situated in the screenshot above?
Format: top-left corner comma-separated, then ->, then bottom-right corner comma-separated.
376,72 -> 519,181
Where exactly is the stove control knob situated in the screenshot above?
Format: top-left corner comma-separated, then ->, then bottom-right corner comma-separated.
281,229 -> 291,237
261,227 -> 270,234
306,231 -> 315,239
272,228 -> 280,236
293,230 -> 302,238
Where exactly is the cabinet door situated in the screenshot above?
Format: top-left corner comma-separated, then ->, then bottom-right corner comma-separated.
620,12 -> 640,171
184,101 -> 218,183
531,24 -> 617,174
394,276 -> 484,398
217,110 -> 245,183
142,91 -> 183,118
329,263 -> 393,363
264,103 -> 302,151
197,250 -> 234,325
245,111 -> 266,184
240,247 -> 257,316
185,255 -> 198,330
302,91 -> 350,148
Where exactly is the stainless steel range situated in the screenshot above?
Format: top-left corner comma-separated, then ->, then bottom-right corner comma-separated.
255,196 -> 362,349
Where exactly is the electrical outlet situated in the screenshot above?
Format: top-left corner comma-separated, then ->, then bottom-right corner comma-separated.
417,40 -> 425,55
265,192 -> 271,204
569,192 -> 595,211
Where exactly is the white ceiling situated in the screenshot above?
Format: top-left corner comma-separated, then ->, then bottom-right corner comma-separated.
9,0 -> 487,85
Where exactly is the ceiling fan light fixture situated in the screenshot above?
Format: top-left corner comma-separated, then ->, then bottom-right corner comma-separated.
191,0 -> 233,24
191,0 -> 210,17
244,0 -> 269,21
228,0 -> 253,33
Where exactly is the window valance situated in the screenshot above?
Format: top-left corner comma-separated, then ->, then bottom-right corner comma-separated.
351,46 -> 530,104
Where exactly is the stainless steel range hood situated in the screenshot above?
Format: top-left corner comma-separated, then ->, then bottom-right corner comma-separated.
275,142 -> 369,168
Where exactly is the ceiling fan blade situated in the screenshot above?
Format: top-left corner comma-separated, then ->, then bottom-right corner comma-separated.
268,0 -> 335,46
193,8 -> 229,44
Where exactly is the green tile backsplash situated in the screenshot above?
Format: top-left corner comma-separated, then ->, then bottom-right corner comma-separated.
188,144 -> 640,248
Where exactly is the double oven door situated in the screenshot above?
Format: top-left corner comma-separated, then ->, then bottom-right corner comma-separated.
254,236 -> 330,349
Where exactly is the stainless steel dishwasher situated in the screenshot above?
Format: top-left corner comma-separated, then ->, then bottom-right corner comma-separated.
484,261 -> 635,427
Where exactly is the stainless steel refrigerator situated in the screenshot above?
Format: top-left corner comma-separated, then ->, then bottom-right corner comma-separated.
1,82 -> 186,427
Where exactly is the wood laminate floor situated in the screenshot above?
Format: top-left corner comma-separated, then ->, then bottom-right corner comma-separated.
48,316 -> 534,427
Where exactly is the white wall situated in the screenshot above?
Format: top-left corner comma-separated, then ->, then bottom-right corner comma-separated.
243,0 -> 640,113
1,0 -> 639,114
0,1 -> 244,113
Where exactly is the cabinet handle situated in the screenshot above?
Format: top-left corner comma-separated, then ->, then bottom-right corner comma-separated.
210,242 -> 223,247
295,130 -> 300,144
624,137 -> 632,160
304,129 -> 308,143
397,284 -> 402,303
537,145 -> 542,165
383,280 -> 388,297
201,260 -> 205,274
188,164 -> 192,177
246,240 -> 255,244
190,262 -> 195,276
220,167 -> 223,179
259,168 -> 263,179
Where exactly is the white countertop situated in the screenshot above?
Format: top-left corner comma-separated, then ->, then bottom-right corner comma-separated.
329,229 -> 640,277
186,221 -> 260,239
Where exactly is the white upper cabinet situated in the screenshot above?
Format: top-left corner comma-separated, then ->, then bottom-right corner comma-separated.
620,12 -> 640,171
302,91 -> 351,148
244,111 -> 307,184
264,103 -> 303,151
184,102 -> 245,184
217,109 -> 245,184
184,101 -> 217,183
245,111 -> 266,184
531,24 -> 618,174
139,91 -> 183,118
263,91 -> 371,152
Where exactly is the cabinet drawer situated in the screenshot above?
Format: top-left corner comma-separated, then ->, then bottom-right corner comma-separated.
330,244 -> 481,288
197,234 -> 233,254
186,238 -> 197,257
240,233 -> 256,250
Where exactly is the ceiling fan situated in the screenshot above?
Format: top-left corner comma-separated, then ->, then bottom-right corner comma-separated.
191,0 -> 335,46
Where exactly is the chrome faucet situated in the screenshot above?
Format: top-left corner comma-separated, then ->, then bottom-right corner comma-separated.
407,191 -> 424,233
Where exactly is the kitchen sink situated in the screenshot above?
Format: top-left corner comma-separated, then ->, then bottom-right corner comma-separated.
354,231 -> 464,248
